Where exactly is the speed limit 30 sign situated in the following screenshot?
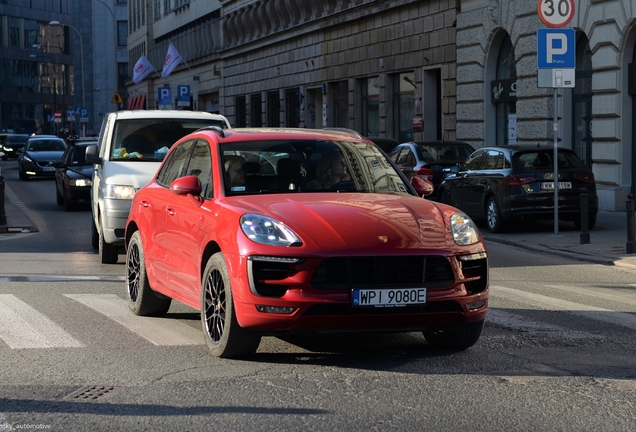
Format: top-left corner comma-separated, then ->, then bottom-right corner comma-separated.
538,0 -> 575,28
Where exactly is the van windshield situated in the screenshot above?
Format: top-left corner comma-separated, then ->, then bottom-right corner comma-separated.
110,119 -> 227,162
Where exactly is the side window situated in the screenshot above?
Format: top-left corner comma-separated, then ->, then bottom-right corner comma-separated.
481,150 -> 503,170
461,150 -> 485,171
62,147 -> 73,164
156,140 -> 195,187
388,146 -> 401,162
396,147 -> 410,164
184,140 -> 213,199
405,150 -> 417,167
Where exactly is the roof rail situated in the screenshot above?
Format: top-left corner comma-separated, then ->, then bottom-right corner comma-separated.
196,125 -> 225,138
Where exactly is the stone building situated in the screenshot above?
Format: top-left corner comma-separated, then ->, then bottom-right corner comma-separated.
456,0 -> 636,211
129,0 -> 460,143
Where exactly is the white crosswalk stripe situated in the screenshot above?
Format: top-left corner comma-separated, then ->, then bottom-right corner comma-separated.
65,294 -> 204,346
490,285 -> 636,331
0,294 -> 84,349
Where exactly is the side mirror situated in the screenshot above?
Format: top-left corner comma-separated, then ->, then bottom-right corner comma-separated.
170,175 -> 202,196
85,145 -> 102,164
411,176 -> 434,197
53,161 -> 66,169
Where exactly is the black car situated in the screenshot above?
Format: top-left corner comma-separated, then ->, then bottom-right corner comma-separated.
439,145 -> 598,233
1,133 -> 30,160
18,135 -> 67,180
388,141 -> 475,200
54,139 -> 96,210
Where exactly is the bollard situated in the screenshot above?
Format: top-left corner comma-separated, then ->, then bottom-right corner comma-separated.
0,175 -> 6,225
580,193 -> 590,244
627,193 -> 635,254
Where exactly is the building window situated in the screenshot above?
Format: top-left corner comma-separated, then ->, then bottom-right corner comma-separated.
235,96 -> 247,127
9,17 -> 20,48
117,0 -> 128,4
250,94 -> 262,126
154,0 -> 161,21
285,89 -> 301,127
117,21 -> 128,46
267,92 -> 279,127
164,0 -> 171,15
331,81 -> 348,128
117,62 -> 128,89
494,35 -> 517,146
392,72 -> 415,142
362,77 -> 379,137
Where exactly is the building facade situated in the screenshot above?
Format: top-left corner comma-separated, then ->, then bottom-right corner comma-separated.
0,0 -> 127,137
128,0 -> 459,144
456,0 -> 636,211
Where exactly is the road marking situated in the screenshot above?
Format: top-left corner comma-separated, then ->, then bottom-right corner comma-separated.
491,285 -> 636,331
0,295 -> 84,349
0,276 -> 126,282
546,284 -> 636,307
65,294 -> 204,346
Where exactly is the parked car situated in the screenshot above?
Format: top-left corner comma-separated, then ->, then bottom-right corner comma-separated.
54,138 -> 97,211
388,141 -> 475,200
125,128 -> 489,358
18,135 -> 66,180
85,110 -> 232,264
368,136 -> 400,154
438,145 -> 598,233
1,133 -> 30,160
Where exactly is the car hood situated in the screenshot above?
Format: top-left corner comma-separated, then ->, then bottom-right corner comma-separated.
223,193 -> 457,251
25,151 -> 64,162
65,165 -> 94,179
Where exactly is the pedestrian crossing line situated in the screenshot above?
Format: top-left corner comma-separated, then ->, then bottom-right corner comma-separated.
491,285 -> 636,331
64,294 -> 204,346
546,285 -> 636,307
0,295 -> 84,349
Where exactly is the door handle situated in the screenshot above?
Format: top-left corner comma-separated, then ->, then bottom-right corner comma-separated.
140,200 -> 150,208
166,207 -> 176,216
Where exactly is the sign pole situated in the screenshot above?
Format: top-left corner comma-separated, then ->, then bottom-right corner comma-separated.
553,88 -> 559,235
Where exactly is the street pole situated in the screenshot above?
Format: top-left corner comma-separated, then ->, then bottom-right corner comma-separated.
49,21 -> 85,136
95,0 -> 119,109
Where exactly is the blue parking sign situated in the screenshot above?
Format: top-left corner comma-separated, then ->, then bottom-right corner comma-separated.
537,28 -> 575,69
158,87 -> 172,105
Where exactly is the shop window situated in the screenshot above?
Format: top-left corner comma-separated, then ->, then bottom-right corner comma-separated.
250,94 -> 262,126
392,72 -> 415,142
235,96 -> 247,127
362,77 -> 379,137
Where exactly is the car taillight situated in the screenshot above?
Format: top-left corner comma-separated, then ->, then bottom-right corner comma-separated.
415,167 -> 434,180
577,173 -> 595,183
505,175 -> 536,186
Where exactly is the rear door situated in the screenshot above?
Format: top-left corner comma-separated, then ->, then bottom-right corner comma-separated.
445,150 -> 485,216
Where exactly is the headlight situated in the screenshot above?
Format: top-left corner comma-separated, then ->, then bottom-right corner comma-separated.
23,155 -> 33,162
450,212 -> 480,245
104,184 -> 136,199
69,179 -> 91,187
240,214 -> 303,247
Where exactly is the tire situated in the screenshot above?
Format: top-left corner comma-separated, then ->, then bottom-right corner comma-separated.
98,219 -> 119,264
573,211 -> 597,230
18,167 -> 27,181
63,190 -> 74,211
423,319 -> 484,350
201,252 -> 261,358
91,218 -> 99,250
486,196 -> 506,233
126,231 -> 172,316
55,183 -> 64,205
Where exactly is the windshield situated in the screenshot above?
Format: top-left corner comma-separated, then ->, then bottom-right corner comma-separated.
221,140 -> 412,196
27,139 -> 66,151
513,150 -> 588,172
110,119 -> 228,162
416,143 -> 474,163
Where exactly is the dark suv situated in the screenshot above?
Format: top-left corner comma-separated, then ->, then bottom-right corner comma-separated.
439,145 -> 598,232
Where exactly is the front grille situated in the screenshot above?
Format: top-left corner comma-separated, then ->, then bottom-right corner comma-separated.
303,300 -> 463,316
311,256 -> 454,290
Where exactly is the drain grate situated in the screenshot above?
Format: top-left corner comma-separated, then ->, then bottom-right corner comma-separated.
65,385 -> 118,400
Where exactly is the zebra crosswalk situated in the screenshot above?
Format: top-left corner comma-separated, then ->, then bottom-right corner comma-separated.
0,285 -> 634,350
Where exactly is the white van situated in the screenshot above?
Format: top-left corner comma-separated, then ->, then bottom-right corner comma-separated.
86,110 -> 231,263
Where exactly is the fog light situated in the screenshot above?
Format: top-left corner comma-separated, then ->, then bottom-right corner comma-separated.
255,305 -> 297,314
466,300 -> 486,310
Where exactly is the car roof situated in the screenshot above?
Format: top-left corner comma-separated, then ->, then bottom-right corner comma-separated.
28,135 -> 63,141
193,127 -> 376,143
480,145 -> 575,153
406,141 -> 474,147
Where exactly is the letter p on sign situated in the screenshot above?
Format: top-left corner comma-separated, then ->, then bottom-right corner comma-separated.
546,33 -> 567,63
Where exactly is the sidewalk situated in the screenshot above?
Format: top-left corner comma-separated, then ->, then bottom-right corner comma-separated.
2,181 -> 636,269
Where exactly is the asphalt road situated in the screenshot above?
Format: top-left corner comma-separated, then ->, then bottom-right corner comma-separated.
0,158 -> 635,431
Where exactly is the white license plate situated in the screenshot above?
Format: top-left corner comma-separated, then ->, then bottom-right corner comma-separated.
541,182 -> 571,190
42,166 -> 55,172
352,288 -> 427,308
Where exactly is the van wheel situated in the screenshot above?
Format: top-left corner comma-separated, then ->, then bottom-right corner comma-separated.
98,220 -> 119,264
91,219 -> 99,249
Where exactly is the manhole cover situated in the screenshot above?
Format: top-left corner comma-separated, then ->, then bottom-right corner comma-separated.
65,386 -> 118,400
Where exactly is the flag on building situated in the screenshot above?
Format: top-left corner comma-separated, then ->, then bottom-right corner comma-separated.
161,43 -> 184,79
132,55 -> 155,85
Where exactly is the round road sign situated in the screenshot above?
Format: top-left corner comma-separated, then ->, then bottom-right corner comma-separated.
537,0 -> 575,28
